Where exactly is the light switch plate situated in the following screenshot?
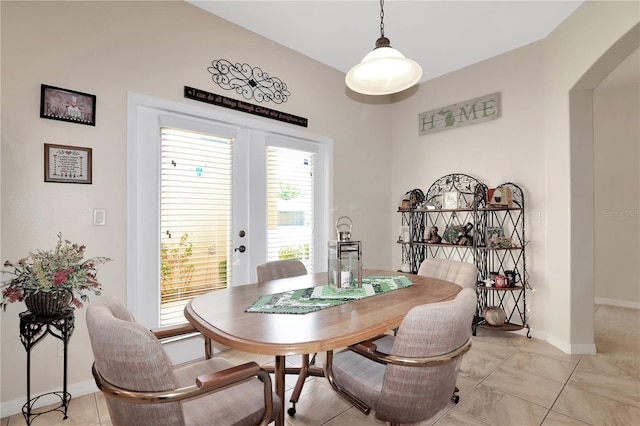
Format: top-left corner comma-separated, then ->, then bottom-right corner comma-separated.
93,208 -> 107,226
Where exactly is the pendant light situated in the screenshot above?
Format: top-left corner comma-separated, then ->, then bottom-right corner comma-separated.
346,0 -> 423,95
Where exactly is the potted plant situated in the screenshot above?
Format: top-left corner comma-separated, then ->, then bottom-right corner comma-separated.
1,233 -> 112,316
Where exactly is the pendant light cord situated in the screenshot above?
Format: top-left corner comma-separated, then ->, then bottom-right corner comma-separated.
379,0 -> 385,38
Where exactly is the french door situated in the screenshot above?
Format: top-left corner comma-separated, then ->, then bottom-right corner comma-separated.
127,93 -> 330,338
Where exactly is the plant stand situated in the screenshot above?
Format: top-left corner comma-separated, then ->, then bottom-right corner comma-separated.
19,308 -> 75,425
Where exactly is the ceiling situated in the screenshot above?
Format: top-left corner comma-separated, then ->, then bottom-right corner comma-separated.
187,0 -> 585,83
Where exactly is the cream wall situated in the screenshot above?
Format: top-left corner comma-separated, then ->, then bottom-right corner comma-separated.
390,1 -> 639,353
594,81 -> 640,304
390,41 -> 547,330
1,0 -> 639,416
0,0 -> 393,410
545,1 -> 638,350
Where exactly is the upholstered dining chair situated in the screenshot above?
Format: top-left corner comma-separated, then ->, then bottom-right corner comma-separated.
325,288 -> 476,426
417,258 -> 478,288
86,296 -> 279,426
256,259 -> 308,282
255,259 -> 320,416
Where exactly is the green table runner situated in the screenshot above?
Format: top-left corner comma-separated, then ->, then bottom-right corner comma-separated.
246,275 -> 413,314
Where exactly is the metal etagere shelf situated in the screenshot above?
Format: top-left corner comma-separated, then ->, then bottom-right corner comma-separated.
397,175 -> 531,337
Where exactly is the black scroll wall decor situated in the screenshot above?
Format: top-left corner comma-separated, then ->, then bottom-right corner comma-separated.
207,59 -> 290,104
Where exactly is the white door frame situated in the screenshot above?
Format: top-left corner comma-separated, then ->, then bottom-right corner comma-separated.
126,92 -> 332,332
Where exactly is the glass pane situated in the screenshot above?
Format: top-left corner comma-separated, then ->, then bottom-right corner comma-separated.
160,128 -> 232,326
266,146 -> 315,273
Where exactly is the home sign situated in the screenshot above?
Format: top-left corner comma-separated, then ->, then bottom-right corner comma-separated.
419,92 -> 501,136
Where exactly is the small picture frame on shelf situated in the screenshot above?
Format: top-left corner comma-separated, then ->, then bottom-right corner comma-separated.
443,191 -> 459,209
399,226 -> 410,242
44,143 -> 92,184
486,226 -> 513,248
487,187 -> 513,208
486,226 -> 504,248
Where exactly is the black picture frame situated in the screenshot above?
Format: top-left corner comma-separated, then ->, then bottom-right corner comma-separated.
44,143 -> 93,184
40,84 -> 96,126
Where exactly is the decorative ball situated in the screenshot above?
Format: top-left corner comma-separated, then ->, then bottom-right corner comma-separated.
484,306 -> 506,326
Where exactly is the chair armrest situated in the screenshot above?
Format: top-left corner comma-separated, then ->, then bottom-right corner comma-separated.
194,361 -> 275,425
348,337 -> 472,367
351,341 -> 377,354
196,361 -> 261,389
150,322 -> 198,340
92,361 -> 274,424
93,361 -> 265,401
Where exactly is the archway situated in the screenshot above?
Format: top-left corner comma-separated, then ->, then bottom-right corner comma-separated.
569,24 -> 639,350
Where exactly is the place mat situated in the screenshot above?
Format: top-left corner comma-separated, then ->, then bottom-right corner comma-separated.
246,275 -> 413,314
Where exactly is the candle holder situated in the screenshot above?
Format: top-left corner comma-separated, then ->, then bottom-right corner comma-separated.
328,217 -> 362,291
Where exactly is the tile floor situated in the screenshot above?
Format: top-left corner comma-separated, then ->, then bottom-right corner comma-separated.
2,305 -> 638,425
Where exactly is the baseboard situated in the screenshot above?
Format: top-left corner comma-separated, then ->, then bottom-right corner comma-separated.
518,327 -> 596,355
1,380 -> 98,419
546,332 -> 597,355
595,297 -> 640,310
530,298 -> 638,355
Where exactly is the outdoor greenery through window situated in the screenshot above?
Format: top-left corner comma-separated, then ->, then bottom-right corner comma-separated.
160,127 -> 232,326
267,146 -> 314,272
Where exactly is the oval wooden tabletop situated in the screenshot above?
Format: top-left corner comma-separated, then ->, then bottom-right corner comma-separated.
184,269 -> 461,356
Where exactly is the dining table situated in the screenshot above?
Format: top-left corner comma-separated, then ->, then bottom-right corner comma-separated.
184,269 -> 462,426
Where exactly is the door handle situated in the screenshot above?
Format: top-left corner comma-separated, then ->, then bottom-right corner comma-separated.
235,245 -> 246,253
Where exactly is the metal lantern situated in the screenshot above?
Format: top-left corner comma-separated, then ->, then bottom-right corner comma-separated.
328,216 -> 362,291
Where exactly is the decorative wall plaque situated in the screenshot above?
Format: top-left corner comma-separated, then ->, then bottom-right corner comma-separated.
207,59 -> 290,104
40,85 -> 96,126
184,86 -> 307,127
419,92 -> 501,136
44,144 -> 92,184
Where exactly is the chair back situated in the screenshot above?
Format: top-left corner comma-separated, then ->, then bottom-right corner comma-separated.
256,259 -> 307,281
377,288 -> 476,423
417,258 -> 477,288
86,296 -> 185,426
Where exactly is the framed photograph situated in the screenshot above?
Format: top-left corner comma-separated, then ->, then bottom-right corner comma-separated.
486,226 -> 512,248
44,144 -> 92,184
443,191 -> 459,209
486,226 -> 504,248
40,84 -> 96,126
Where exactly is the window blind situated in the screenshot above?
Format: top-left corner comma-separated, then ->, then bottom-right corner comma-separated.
160,127 -> 232,326
266,146 -> 315,273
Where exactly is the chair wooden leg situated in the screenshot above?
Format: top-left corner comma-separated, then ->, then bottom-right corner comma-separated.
204,337 -> 212,359
260,353 -> 323,416
287,353 -> 325,415
287,353 -> 309,415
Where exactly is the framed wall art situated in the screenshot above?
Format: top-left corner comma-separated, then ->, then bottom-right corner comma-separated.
40,84 -> 96,126
44,144 -> 92,184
